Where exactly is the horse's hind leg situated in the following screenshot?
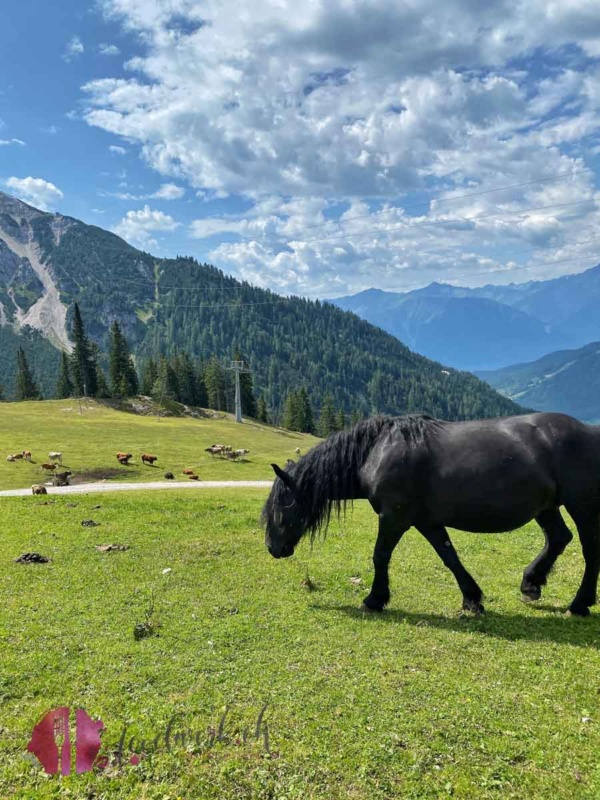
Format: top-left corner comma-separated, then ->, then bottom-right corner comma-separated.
521,508 -> 573,602
416,525 -> 484,614
566,510 -> 600,617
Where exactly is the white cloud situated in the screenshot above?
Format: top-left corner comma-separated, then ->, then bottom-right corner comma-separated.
4,177 -> 64,210
109,144 -> 127,155
152,182 -> 185,199
0,138 -> 25,146
41,125 -> 60,135
83,1 -> 600,294
63,35 -> 84,62
101,181 -> 185,200
98,43 -> 121,56
113,204 -> 180,248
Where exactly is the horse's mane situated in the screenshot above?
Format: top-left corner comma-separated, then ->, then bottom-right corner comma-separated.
264,414 -> 439,540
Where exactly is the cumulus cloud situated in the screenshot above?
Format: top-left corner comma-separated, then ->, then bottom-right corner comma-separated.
98,43 -> 121,56
101,182 -> 185,200
109,144 -> 127,155
4,176 -> 64,210
83,0 -> 600,294
152,182 -> 185,200
63,35 -> 84,62
113,204 -> 180,248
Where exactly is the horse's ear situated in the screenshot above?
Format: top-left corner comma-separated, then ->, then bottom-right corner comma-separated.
271,463 -> 295,491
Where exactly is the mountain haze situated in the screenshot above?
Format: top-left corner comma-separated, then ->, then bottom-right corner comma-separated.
477,341 -> 600,423
0,190 -> 522,420
333,264 -> 600,372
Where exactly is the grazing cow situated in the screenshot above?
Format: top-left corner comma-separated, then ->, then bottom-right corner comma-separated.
183,469 -> 195,475
225,451 -> 240,461
52,471 -> 72,487
31,485 -> 47,495
294,447 -> 301,456
164,472 -> 175,480
189,474 -> 200,481
48,452 -> 63,465
117,455 -> 131,466
235,448 -> 250,457
41,463 -> 57,472
205,446 -> 224,457
141,453 -> 158,465
22,450 -> 32,462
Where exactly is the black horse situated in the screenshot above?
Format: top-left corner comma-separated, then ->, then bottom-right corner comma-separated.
263,412 -> 600,617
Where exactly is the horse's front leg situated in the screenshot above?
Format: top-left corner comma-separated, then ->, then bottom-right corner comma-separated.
361,512 -> 407,612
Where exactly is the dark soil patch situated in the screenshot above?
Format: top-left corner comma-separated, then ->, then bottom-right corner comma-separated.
71,468 -> 141,484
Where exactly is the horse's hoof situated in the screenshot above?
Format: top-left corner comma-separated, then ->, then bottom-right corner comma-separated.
521,593 -> 540,604
462,601 -> 485,616
359,603 -> 382,613
566,606 -> 590,618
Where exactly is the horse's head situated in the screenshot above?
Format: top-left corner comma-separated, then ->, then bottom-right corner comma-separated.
263,463 -> 308,559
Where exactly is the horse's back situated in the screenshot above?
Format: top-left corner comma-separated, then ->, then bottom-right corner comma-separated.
364,411 -> 600,532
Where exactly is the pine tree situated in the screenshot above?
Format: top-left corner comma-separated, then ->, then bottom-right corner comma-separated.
56,351 -> 73,398
297,387 -> 314,433
204,357 -> 228,411
317,394 -> 336,438
350,409 -> 362,427
257,395 -> 268,424
109,321 -> 138,397
153,357 -> 180,401
70,303 -> 98,397
15,348 -> 41,400
173,352 -> 202,406
335,408 -> 346,432
95,365 -> 111,398
141,359 -> 158,396
283,391 -> 298,430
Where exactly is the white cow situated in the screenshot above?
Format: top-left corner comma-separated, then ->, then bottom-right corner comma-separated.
49,452 -> 63,465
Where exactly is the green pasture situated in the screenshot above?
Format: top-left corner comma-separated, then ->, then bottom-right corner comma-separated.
0,400 -> 319,490
1,489 -> 599,799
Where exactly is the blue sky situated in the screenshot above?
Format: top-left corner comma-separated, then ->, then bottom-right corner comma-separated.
2,1 -> 600,298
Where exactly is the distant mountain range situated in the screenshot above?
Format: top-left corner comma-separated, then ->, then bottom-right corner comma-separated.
0,190 -> 522,421
332,264 -> 600,371
476,341 -> 600,423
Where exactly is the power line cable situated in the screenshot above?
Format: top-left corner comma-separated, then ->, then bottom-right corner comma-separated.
223,167 -> 595,241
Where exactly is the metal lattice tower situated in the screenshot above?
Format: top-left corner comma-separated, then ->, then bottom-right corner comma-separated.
228,360 -> 252,423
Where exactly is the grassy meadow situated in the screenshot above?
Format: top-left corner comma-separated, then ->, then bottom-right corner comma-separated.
0,400 -> 319,490
1,489 -> 600,799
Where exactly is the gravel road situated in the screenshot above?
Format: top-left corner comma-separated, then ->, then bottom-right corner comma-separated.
0,480 -> 273,498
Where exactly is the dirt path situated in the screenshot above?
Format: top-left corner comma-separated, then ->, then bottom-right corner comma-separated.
0,480 -> 273,498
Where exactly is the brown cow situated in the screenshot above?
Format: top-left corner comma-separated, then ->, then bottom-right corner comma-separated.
188,474 -> 200,481
182,469 -> 195,475
31,484 -> 47,495
41,463 -> 57,472
22,450 -> 32,461
117,455 -> 132,465
9,453 -> 24,461
141,453 -> 158,465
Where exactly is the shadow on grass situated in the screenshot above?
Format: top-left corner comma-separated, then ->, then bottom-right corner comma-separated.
310,602 -> 600,649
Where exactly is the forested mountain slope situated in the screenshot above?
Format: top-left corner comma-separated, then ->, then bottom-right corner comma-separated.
0,190 -> 523,419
